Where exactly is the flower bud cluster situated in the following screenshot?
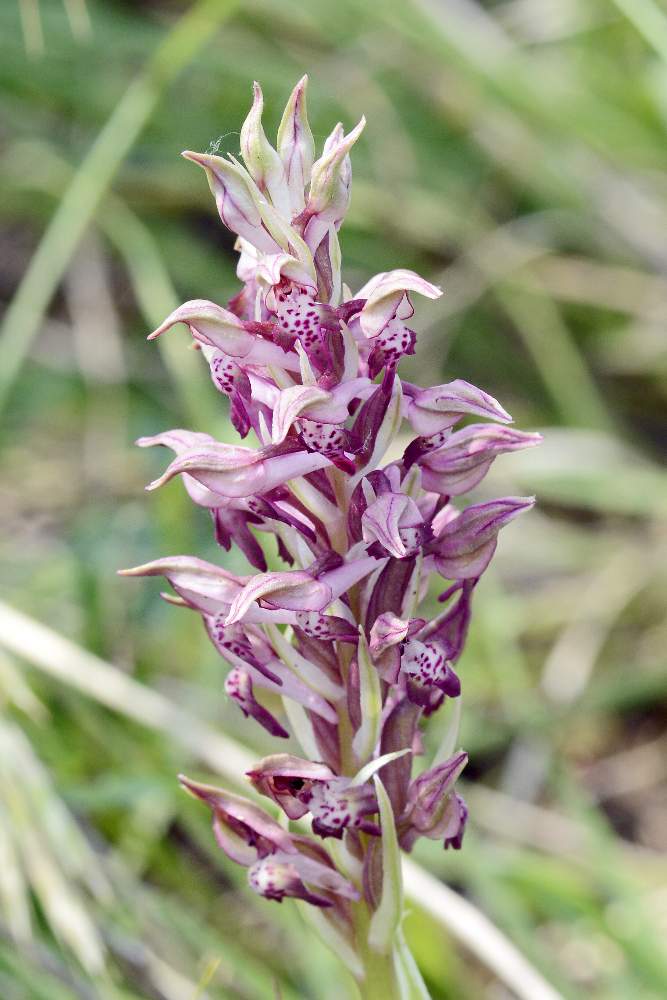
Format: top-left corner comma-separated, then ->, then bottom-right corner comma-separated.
123,79 -> 539,940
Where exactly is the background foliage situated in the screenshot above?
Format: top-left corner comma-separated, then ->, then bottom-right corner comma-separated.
1,0 -> 666,997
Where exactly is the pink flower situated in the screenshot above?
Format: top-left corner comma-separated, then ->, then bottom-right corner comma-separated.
179,776 -> 359,907
428,497 -> 536,580
248,753 -> 380,838
124,78 -> 539,947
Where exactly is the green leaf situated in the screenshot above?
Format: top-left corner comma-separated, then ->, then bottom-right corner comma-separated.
352,629 -> 383,766
351,748 -> 412,788
394,927 -> 432,1000
369,775 -> 403,954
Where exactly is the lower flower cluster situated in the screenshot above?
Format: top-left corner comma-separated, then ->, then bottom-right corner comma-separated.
122,77 -> 539,970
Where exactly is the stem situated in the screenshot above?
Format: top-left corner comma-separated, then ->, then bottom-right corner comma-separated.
354,903 -> 402,1000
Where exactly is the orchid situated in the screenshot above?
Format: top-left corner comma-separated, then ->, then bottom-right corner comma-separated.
122,77 -> 540,997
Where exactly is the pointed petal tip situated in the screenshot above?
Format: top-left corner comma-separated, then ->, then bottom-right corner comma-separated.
339,115 -> 366,143
178,774 -> 202,799
249,81 -> 263,111
117,565 -> 140,577
160,591 -> 187,606
178,774 -> 220,805
117,560 -> 177,579
181,149 -> 211,167
145,475 -> 167,492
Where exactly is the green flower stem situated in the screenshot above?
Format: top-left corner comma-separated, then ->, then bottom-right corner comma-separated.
354,902 -> 402,1000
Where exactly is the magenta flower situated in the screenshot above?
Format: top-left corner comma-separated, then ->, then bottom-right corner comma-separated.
179,775 -> 358,908
122,77 -> 539,993
247,753 -> 380,838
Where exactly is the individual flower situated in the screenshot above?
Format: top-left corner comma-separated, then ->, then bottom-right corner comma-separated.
416,424 -> 542,496
247,753 -> 380,838
399,751 -> 468,851
427,496 -> 536,580
179,776 -> 358,907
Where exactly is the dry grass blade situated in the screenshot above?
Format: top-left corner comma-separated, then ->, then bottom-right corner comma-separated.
62,0 -> 91,40
403,859 -> 564,1000
0,801 -> 31,942
0,720 -> 106,973
0,601 -> 256,779
3,137 -> 222,430
0,649 -> 46,721
18,0 -> 44,57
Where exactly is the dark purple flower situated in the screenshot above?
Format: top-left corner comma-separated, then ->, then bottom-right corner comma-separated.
247,849 -> 359,907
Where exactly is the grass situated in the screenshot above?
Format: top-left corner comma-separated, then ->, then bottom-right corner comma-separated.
1,0 -> 666,997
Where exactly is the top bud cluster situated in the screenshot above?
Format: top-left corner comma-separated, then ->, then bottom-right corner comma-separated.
123,78 -> 540,917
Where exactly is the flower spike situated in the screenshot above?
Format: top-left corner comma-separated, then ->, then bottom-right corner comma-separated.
125,78 -> 539,985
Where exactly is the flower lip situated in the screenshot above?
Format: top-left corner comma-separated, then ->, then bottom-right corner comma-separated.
247,850 -> 360,906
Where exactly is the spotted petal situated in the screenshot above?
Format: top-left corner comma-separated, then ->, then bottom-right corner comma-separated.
225,667 -> 289,738
400,639 -> 461,706
248,849 -> 359,907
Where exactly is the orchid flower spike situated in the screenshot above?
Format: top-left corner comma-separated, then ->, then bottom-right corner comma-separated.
122,77 -> 540,994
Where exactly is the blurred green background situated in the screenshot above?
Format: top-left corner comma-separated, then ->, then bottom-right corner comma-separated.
1,0 -> 667,997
